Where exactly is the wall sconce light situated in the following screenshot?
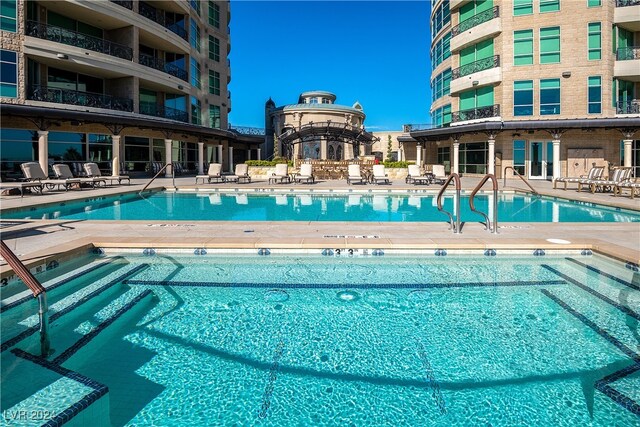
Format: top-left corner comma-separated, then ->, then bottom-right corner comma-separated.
512,133 -> 521,137
177,85 -> 184,90
472,80 -> 479,86
561,71 -> 571,78
56,53 -> 68,60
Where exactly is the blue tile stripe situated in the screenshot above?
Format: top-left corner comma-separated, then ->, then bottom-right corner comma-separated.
541,265 -> 640,321
596,384 -> 640,417
258,340 -> 285,419
416,341 -> 447,415
564,257 -> 640,291
0,257 -> 124,314
11,348 -> 108,427
1,264 -> 149,353
53,290 -> 153,365
123,279 -> 567,290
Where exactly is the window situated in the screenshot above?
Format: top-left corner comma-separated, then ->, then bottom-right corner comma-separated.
209,35 -> 220,61
431,32 -> 451,71
437,146 -> 451,173
514,0 -> 532,16
0,129 -> 38,176
459,142 -> 487,174
514,80 -> 533,116
540,26 -> 560,64
1,0 -> 17,32
588,0 -> 601,6
190,19 -> 200,52
588,22 -> 601,60
540,0 -> 560,13
431,104 -> 452,128
190,0 -> 200,15
190,58 -> 201,89
431,68 -> 451,102
0,49 -> 17,98
431,0 -> 450,41
209,105 -> 220,128
209,70 -> 220,95
191,96 -> 201,125
540,78 -> 560,115
124,136 -> 150,172
588,76 -> 601,114
514,30 -> 533,65
513,140 -> 526,175
208,1 -> 220,28
459,86 -> 494,110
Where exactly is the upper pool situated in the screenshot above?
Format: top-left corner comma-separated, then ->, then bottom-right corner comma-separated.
3,191 -> 639,222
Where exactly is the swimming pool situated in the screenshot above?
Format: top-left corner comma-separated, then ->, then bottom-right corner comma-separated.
2,252 -> 639,426
3,191 -> 639,222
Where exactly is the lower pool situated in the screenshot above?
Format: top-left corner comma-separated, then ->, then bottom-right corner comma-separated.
2,252 -> 639,426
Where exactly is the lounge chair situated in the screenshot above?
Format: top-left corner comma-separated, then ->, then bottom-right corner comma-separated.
372,164 -> 390,185
20,162 -> 81,191
269,164 -> 290,184
53,164 -> 106,188
224,164 -> 251,183
347,164 -> 366,185
614,178 -> 640,199
579,167 -> 632,193
0,181 -> 44,197
195,163 -> 223,184
295,164 -> 315,184
553,165 -> 605,190
431,164 -> 447,184
406,165 -> 422,184
84,162 -> 131,185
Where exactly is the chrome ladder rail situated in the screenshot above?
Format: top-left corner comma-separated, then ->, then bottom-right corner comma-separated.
0,240 -> 50,356
436,173 -> 461,233
502,166 -> 539,195
469,174 -> 499,233
139,163 -> 175,195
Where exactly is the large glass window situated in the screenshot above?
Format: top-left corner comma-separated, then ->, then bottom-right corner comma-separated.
209,70 -> 220,96
431,104 -> 452,128
190,58 -> 201,89
208,1 -> 220,28
209,105 -> 221,128
459,86 -> 494,110
1,0 -> 17,32
190,0 -> 200,16
513,140 -> 526,175
431,0 -> 450,41
48,131 -> 86,165
514,80 -> 533,116
0,49 -> 17,98
0,129 -> 37,178
540,27 -> 560,64
540,0 -> 560,13
209,35 -> 220,62
124,136 -> 150,172
540,78 -> 560,115
588,76 -> 601,114
190,18 -> 200,52
459,0 -> 494,22
88,133 -> 112,171
437,146 -> 451,173
459,142 -> 487,174
460,39 -> 494,65
588,22 -> 601,60
588,0 -> 601,6
514,0 -> 532,16
191,96 -> 201,125
431,68 -> 451,102
431,32 -> 451,71
514,29 -> 533,66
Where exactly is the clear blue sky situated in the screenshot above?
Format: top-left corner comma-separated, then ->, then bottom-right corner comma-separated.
228,1 -> 431,131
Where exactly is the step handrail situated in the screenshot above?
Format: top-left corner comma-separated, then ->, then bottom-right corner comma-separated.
502,166 -> 539,195
436,173 -> 461,233
469,174 -> 499,233
0,240 -> 50,356
139,163 -> 175,194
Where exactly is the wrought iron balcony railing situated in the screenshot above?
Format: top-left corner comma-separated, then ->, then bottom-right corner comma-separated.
110,0 -> 133,10
26,21 -> 133,61
452,55 -> 500,80
28,84 -> 133,112
451,6 -> 500,37
138,54 -> 188,81
138,2 -> 188,41
403,124 -> 436,132
139,102 -> 189,123
617,100 -> 640,114
616,46 -> 640,61
452,104 -> 500,123
228,125 -> 265,136
615,0 -> 640,6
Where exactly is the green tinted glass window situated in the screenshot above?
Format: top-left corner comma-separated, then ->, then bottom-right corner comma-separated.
209,70 -> 220,96
588,76 -> 601,114
209,35 -> 220,62
588,0 -> 601,6
514,0 -> 532,15
540,78 -> 560,115
208,1 -> 220,28
540,27 -> 560,63
588,22 -> 601,60
514,80 -> 533,116
540,0 -> 560,13
1,0 -> 17,32
0,49 -> 17,97
514,29 -> 533,65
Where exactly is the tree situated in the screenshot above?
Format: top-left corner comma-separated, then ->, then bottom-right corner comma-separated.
386,135 -> 393,162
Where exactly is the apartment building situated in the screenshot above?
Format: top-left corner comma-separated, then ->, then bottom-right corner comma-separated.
408,0 -> 640,180
0,0 -> 261,178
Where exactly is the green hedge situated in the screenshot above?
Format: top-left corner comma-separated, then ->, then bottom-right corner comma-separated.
382,161 -> 413,168
245,160 -> 294,167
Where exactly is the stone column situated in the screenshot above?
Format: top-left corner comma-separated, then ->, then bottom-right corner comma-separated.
257,148 -> 261,160
37,131 -> 49,176
197,142 -> 204,175
452,141 -> 460,174
623,139 -> 633,168
217,145 -> 223,164
416,143 -> 422,166
552,139 -> 561,180
112,135 -> 121,175
247,148 -> 251,161
228,146 -> 234,173
164,139 -> 172,177
488,138 -> 495,175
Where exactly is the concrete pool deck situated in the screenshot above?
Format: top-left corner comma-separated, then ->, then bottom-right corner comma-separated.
1,176 -> 639,277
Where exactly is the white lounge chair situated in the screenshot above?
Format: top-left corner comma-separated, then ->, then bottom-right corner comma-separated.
553,165 -> 605,190
196,163 -> 223,184
224,164 -> 251,183
53,164 -> 106,188
20,162 -> 81,191
295,164 -> 315,184
347,164 -> 366,185
84,162 -> 130,185
615,178 -> 640,199
431,164 -> 447,184
0,181 -> 44,197
372,164 -> 390,185
269,164 -> 290,184
582,167 -> 633,193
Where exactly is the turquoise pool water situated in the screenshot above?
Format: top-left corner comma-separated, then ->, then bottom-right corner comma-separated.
3,191 -> 639,222
2,253 -> 639,426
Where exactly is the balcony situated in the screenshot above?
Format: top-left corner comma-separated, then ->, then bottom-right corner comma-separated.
26,21 -> 133,61
615,47 -> 640,81
614,0 -> 640,30
450,56 -> 501,94
139,102 -> 188,122
452,6 -> 499,37
452,55 -> 499,80
110,0 -> 133,10
450,8 -> 501,52
138,2 -> 188,41
139,54 -> 188,81
617,100 -> 640,114
452,104 -> 500,123
27,84 -> 133,112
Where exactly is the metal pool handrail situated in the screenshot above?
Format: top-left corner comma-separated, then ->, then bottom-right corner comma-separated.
140,163 -> 175,194
469,174 -> 499,233
503,166 -> 539,195
436,173 -> 461,233
0,240 -> 50,356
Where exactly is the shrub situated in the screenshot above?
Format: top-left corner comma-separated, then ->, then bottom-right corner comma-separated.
382,161 -> 414,168
245,160 -> 293,167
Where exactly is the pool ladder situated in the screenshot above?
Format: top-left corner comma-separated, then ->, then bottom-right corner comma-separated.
436,173 -> 461,233
139,163 -> 175,195
502,166 -> 539,195
469,174 -> 499,234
